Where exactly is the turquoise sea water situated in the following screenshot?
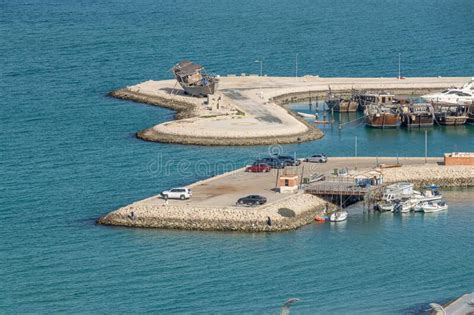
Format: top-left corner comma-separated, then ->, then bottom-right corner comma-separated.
1,0 -> 473,313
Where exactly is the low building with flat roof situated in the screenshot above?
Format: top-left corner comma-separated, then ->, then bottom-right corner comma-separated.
444,152 -> 474,165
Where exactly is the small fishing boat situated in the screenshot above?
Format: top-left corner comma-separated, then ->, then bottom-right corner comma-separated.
382,182 -> 414,202
411,185 -> 442,203
393,198 -> 416,213
434,103 -> 469,125
297,112 -> 317,119
364,104 -> 401,128
376,201 -> 395,212
467,105 -> 474,124
329,210 -> 348,222
334,99 -> 358,112
354,91 -> 395,110
400,103 -> 434,128
421,200 -> 448,213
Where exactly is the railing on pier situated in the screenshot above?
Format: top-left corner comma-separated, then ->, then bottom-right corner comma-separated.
305,182 -> 369,196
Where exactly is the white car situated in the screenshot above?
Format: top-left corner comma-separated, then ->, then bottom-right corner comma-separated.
161,187 -> 192,200
305,154 -> 328,163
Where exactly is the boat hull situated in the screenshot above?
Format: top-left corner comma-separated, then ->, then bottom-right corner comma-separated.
401,114 -> 433,128
334,100 -> 358,113
423,206 -> 448,213
329,211 -> 348,222
366,114 -> 400,128
435,114 -> 468,125
467,112 -> 474,125
325,99 -> 340,110
180,81 -> 218,97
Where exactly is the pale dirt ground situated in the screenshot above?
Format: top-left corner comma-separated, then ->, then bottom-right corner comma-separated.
138,157 -> 444,208
127,77 -> 470,139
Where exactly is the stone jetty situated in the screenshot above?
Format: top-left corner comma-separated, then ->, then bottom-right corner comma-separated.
98,193 -> 329,232
109,76 -> 470,146
98,157 -> 474,232
381,164 -> 474,187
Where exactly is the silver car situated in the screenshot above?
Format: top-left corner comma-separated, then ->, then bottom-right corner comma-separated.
305,154 -> 328,163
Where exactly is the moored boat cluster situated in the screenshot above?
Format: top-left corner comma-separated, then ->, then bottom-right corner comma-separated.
323,77 -> 474,128
375,183 -> 448,213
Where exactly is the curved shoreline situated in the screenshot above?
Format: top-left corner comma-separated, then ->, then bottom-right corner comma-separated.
136,125 -> 323,146
111,88 -> 323,146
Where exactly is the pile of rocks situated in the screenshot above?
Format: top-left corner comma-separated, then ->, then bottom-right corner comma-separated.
97,193 -> 327,232
382,164 -> 474,187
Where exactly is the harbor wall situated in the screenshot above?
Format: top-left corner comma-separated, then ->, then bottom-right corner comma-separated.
136,125 -> 323,146
109,89 -> 198,119
271,88 -> 444,105
382,164 -> 474,187
98,193 -> 332,232
98,160 -> 474,233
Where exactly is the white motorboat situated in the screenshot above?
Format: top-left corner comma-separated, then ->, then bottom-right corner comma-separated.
382,182 -> 414,202
297,112 -> 317,119
421,78 -> 474,105
412,203 -> 424,212
411,187 -> 442,203
376,201 -> 395,212
393,198 -> 416,213
422,201 -> 448,213
329,210 -> 348,222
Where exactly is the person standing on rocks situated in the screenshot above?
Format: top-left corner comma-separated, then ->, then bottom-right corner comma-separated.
267,216 -> 272,226
163,195 -> 169,206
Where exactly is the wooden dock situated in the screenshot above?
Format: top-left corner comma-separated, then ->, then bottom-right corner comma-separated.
305,181 -> 371,196
304,177 -> 384,209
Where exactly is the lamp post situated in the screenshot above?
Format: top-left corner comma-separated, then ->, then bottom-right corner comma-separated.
398,53 -> 401,79
424,129 -> 428,163
295,53 -> 299,79
255,60 -> 263,77
355,136 -> 358,169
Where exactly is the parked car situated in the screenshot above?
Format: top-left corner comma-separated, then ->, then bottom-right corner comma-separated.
236,195 -> 267,206
246,163 -> 271,173
305,154 -> 328,163
277,155 -> 301,166
161,187 -> 192,200
258,157 -> 285,169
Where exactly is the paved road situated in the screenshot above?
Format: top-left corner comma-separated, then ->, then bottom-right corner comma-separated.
222,89 -> 282,123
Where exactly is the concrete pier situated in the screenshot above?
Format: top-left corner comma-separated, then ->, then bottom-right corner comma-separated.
98,157 -> 474,232
110,76 -> 470,146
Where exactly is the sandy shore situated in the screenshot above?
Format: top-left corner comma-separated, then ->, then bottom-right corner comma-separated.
110,76 -> 470,146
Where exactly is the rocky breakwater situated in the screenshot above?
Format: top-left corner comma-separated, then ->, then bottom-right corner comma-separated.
382,164 -> 474,187
97,193 -> 328,232
109,80 -> 323,146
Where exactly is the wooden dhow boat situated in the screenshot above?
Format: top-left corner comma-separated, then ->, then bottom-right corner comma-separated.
433,103 -> 469,126
400,103 -> 434,128
364,104 -> 400,128
172,60 -> 218,97
354,91 -> 395,111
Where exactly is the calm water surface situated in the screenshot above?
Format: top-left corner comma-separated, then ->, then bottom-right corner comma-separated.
1,0 -> 473,313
